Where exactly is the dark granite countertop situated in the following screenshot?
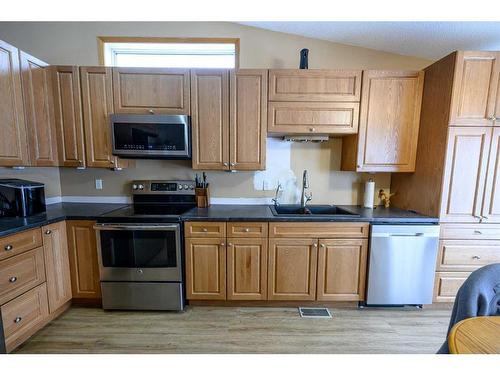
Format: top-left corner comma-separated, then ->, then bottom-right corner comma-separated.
182,204 -> 438,224
0,203 -> 128,237
0,203 -> 437,238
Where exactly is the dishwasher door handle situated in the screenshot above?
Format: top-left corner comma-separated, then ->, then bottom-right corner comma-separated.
389,233 -> 424,237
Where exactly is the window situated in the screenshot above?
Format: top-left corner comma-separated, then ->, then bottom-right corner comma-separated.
99,37 -> 239,68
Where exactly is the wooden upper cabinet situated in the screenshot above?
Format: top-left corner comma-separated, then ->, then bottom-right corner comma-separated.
185,238 -> 226,300
267,238 -> 318,301
316,239 -> 368,301
19,51 -> 58,166
341,70 -> 424,172
80,67 -> 131,169
494,54 -> 500,123
482,127 -> 500,222
66,220 -> 101,299
268,69 -> 362,102
440,127 -> 491,223
227,238 -> 267,300
229,70 -> 267,170
51,66 -> 85,168
0,40 -> 29,167
191,69 -> 230,170
42,221 -> 72,313
450,51 -> 499,126
112,68 -> 190,114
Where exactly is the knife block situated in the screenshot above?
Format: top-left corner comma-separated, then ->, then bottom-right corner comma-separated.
195,187 -> 210,208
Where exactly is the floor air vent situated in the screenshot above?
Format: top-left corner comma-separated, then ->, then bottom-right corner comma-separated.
298,307 -> 332,318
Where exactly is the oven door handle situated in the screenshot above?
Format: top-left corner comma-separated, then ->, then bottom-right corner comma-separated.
93,224 -> 179,231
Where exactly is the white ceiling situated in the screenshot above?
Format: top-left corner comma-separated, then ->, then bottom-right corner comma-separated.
238,22 -> 500,60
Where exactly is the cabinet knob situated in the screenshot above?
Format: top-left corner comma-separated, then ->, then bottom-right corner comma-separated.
9,276 -> 17,283
474,230 -> 482,235
313,243 -> 318,247
110,160 -> 115,165
202,228 -> 208,232
4,245 -> 13,251
489,116 -> 496,121
230,162 -> 236,167
472,255 -> 481,260
149,109 -> 155,114
45,230 -> 52,235
244,228 -> 250,232
220,243 -> 225,247
223,162 -> 229,167
78,160 -> 83,164
137,269 -> 143,274
320,243 -> 325,248
309,127 -> 315,132
14,317 -> 22,324
228,243 -> 233,247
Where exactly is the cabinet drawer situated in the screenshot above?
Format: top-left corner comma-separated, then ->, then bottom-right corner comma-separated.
268,102 -> 359,135
440,223 -> 500,240
227,222 -> 268,238
433,272 -> 469,302
184,222 -> 226,238
269,222 -> 369,238
1,283 -> 49,352
437,240 -> 500,271
0,228 -> 43,261
268,69 -> 362,102
0,247 -> 46,305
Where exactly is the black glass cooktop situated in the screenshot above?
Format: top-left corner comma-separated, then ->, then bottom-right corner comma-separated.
98,204 -> 195,223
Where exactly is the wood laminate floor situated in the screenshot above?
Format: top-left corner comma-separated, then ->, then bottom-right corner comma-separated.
15,306 -> 452,354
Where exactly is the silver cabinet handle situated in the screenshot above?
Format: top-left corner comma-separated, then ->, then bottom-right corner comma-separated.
45,230 -> 52,235
472,255 -> 481,260
14,317 -> 22,324
4,245 -> 13,251
474,230 -> 482,234
9,276 -> 17,283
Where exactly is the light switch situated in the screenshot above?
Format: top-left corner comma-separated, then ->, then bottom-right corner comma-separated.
95,179 -> 103,190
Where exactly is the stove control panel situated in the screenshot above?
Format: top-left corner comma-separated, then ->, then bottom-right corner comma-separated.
131,180 -> 195,195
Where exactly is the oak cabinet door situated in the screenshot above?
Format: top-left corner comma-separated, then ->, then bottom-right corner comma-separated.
227,238 -> 267,300
80,67 -> 116,168
191,69 -> 230,170
267,238 -> 318,301
494,52 -> 500,123
440,127 -> 491,222
353,70 -> 424,172
268,69 -> 362,102
185,238 -> 226,300
51,66 -> 85,167
316,239 -> 368,301
66,220 -> 101,299
42,221 -> 72,313
229,69 -> 267,170
19,51 -> 58,166
482,127 -> 500,222
112,67 -> 190,115
450,51 -> 499,126
0,40 -> 29,167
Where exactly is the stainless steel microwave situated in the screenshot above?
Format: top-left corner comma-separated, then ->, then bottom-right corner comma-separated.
111,114 -> 191,159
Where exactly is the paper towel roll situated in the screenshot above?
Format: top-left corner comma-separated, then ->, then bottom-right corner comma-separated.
363,179 -> 375,208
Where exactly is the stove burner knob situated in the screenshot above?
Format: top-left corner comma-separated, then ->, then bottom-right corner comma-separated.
132,184 -> 138,190
189,185 -> 194,190
138,184 -> 144,190
183,184 -> 189,190
178,184 -> 183,190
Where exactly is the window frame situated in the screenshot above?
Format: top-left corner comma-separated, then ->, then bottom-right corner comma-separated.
97,36 -> 240,68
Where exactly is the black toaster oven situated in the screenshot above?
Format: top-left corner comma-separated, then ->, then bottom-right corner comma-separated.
0,179 -> 46,217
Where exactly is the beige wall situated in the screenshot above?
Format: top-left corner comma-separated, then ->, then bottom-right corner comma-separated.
0,22 -> 431,205
0,167 -> 61,198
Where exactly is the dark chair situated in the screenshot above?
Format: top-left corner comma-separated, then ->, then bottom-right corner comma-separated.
437,263 -> 500,353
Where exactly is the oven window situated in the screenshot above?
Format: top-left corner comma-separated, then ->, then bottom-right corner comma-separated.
100,230 -> 177,268
113,123 -> 187,152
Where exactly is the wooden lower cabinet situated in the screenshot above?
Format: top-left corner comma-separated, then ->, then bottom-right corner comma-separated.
42,221 -> 72,313
267,238 -> 318,301
66,220 -> 101,299
316,239 -> 368,301
1,283 -> 49,352
185,238 -> 226,300
434,272 -> 469,302
227,238 -> 267,300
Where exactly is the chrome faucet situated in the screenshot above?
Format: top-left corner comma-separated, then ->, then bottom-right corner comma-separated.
300,170 -> 312,208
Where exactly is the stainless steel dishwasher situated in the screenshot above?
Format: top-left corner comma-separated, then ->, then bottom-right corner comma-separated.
366,224 -> 440,306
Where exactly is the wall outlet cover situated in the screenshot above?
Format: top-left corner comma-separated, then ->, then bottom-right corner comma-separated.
95,179 -> 103,190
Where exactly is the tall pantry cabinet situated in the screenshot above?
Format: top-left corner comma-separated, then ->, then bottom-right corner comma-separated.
391,51 -> 500,302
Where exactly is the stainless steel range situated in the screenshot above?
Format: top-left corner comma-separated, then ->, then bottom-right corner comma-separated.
94,180 -> 196,311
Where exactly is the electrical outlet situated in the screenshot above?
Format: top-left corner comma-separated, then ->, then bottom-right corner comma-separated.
95,179 -> 103,190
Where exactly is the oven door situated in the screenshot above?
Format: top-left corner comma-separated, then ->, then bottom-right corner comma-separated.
94,223 -> 182,282
111,114 -> 191,159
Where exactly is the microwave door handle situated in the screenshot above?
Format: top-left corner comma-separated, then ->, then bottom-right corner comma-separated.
93,224 -> 179,231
